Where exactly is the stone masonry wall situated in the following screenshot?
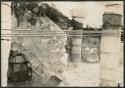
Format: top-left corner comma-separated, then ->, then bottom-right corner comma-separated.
82,36 -> 101,63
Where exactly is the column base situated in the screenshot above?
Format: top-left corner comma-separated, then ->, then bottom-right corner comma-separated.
99,79 -> 118,87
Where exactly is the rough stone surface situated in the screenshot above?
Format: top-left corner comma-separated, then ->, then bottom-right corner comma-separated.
10,12 -> 68,86
58,63 -> 100,87
81,37 -> 100,63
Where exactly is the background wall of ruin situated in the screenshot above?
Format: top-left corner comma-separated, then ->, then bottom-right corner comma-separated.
81,36 -> 100,63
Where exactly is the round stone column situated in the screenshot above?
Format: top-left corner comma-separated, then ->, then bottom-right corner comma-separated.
70,30 -> 83,62
1,2 -> 11,87
100,4 -> 122,87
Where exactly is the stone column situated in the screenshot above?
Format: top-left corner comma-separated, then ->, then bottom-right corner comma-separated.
1,2 -> 11,87
100,4 -> 122,87
70,10 -> 84,62
70,30 -> 83,62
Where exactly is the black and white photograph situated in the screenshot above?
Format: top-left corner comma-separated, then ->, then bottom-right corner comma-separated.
1,0 -> 124,87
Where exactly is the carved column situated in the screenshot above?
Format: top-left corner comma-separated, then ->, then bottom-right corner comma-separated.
100,4 -> 122,87
70,30 -> 83,62
1,2 -> 11,86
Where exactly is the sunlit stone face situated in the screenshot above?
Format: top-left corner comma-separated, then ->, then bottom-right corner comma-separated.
105,4 -> 123,14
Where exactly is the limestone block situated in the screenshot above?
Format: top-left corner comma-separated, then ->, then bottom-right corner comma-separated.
71,45 -> 82,54
105,4 -> 123,15
1,41 -> 11,60
119,43 -> 123,64
1,2 -> 11,87
70,54 -> 81,62
100,53 -> 120,69
100,68 -> 119,81
100,78 -> 118,87
101,36 -> 121,53
1,2 -> 11,29
71,37 -> 82,45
